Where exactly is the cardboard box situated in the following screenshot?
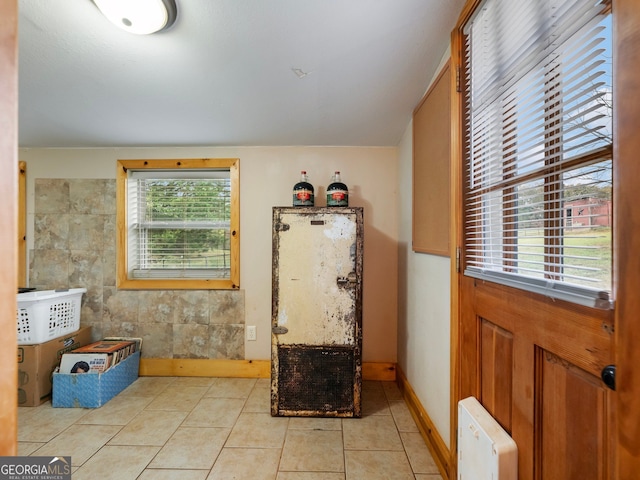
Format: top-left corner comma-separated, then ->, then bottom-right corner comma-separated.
52,351 -> 140,408
17,326 -> 93,406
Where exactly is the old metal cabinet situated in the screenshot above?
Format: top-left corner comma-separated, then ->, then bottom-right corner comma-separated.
271,206 -> 363,417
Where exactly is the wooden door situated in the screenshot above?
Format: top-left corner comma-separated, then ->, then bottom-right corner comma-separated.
455,1 -> 639,478
0,0 -> 18,457
271,207 -> 363,417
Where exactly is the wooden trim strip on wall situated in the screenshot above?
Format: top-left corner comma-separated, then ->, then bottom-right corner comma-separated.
18,161 -> 26,287
140,358 -> 271,378
140,359 -> 397,382
397,365 -> 451,480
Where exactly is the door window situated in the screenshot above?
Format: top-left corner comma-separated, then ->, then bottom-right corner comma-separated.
462,0 -> 613,308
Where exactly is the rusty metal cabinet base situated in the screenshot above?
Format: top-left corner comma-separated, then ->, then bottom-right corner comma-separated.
271,345 -> 361,417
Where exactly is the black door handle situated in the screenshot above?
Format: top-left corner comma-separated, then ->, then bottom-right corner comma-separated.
601,364 -> 616,391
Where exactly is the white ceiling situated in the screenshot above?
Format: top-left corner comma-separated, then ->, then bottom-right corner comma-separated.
18,0 -> 464,148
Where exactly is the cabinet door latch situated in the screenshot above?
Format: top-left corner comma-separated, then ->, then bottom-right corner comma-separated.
337,272 -> 358,286
272,326 -> 289,335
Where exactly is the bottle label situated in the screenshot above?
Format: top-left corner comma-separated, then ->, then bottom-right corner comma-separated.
293,189 -> 314,206
327,190 -> 348,207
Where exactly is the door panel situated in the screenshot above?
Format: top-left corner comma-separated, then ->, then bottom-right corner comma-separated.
539,349 -> 610,480
480,319 -> 513,432
460,277 -> 614,480
473,282 -> 614,377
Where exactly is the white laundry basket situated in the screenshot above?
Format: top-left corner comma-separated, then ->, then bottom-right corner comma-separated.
16,288 -> 86,345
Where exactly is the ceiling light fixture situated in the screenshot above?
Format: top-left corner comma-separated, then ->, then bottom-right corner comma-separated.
92,0 -> 177,35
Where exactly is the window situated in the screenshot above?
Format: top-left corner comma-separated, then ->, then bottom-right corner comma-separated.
116,158 -> 239,290
462,0 -> 612,308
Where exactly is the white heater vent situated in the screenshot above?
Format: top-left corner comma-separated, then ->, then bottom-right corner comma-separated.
458,396 -> 517,480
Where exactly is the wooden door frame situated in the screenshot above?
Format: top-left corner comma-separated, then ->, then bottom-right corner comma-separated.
613,0 -> 640,476
0,0 -> 18,457
450,0 -> 640,477
449,1 -> 477,475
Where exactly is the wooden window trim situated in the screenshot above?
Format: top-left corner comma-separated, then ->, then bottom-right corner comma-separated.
116,158 -> 240,290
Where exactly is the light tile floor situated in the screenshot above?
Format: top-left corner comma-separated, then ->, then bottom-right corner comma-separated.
18,377 -> 444,480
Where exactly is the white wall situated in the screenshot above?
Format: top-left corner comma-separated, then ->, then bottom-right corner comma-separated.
396,51 -> 452,447
19,146 -> 399,362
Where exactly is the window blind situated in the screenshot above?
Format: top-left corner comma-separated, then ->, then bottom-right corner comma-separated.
462,0 -> 612,308
127,169 -> 232,279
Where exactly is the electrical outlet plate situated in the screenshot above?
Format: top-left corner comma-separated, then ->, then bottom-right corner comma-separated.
247,325 -> 257,341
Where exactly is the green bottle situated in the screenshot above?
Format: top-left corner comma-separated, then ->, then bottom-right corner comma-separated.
326,171 -> 348,207
293,171 -> 314,206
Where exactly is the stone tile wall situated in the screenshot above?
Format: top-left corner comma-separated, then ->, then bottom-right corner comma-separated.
29,178 -> 245,359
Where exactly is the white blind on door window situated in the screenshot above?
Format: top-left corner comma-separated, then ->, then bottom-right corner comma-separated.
127,170 -> 231,279
462,0 -> 612,308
